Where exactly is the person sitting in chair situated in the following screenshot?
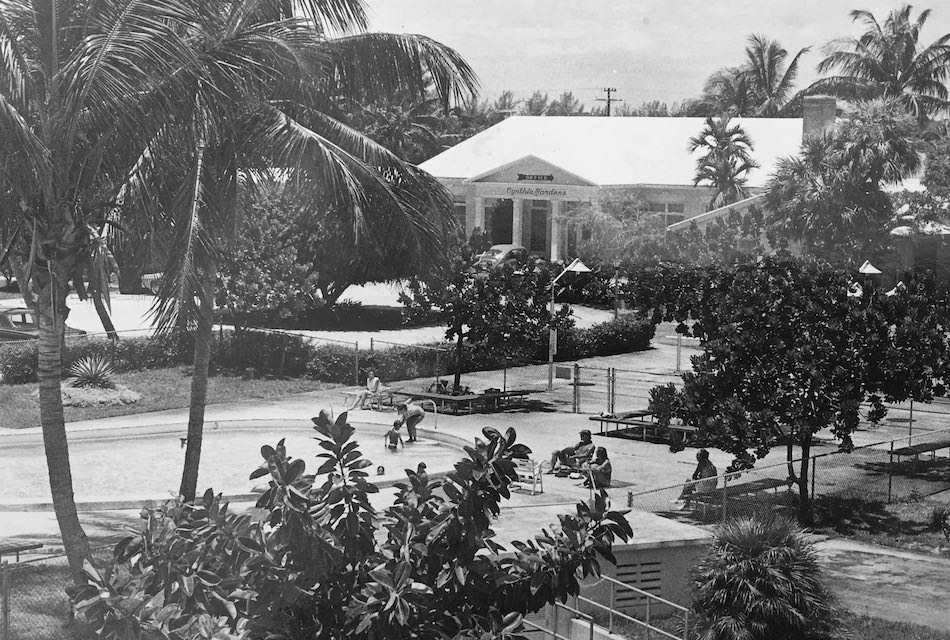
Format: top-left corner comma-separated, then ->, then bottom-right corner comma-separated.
583,447 -> 612,488
548,429 -> 595,474
676,449 -> 717,506
345,370 -> 381,411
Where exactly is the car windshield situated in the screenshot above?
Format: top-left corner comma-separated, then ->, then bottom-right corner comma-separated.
486,249 -> 504,256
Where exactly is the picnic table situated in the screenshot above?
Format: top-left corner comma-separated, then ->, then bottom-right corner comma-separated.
589,410 -> 698,445
0,542 -> 42,562
890,438 -> 950,460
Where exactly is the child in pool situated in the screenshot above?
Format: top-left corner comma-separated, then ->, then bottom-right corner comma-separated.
384,422 -> 405,451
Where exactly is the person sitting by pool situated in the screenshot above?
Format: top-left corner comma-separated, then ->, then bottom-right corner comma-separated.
582,447 -> 612,489
675,449 -> 718,506
396,401 -> 425,442
384,422 -> 404,451
345,370 -> 382,411
548,429 -> 595,474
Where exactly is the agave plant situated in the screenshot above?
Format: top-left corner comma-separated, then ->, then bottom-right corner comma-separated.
692,516 -> 840,640
68,356 -> 116,390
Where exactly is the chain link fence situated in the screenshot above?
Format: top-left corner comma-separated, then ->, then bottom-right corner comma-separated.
625,425 -> 950,526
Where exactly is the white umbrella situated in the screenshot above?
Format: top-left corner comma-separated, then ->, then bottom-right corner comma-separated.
858,260 -> 882,275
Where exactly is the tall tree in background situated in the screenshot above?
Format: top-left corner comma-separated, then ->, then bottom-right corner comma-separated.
765,99 -> 919,262
697,35 -> 808,117
689,113 -> 759,208
810,5 -> 950,122
743,34 -> 810,116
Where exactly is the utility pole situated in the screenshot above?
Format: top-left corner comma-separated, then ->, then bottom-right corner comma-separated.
597,87 -> 622,116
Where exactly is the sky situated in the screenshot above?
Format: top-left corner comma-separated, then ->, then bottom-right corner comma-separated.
364,1 -> 950,110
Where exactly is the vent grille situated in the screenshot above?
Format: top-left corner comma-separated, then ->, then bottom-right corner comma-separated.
613,560 -> 662,605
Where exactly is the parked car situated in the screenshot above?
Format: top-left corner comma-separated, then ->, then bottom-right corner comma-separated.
476,244 -> 530,269
0,308 -> 87,342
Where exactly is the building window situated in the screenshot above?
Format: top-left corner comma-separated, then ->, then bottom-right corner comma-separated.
453,201 -> 467,234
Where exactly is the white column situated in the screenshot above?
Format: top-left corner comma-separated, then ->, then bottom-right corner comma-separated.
511,198 -> 523,245
550,200 -> 562,262
474,196 -> 485,232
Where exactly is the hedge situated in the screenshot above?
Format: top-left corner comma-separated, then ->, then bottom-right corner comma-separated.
0,316 -> 655,386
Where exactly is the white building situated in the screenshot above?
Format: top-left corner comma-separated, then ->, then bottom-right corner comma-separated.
419,96 -> 837,260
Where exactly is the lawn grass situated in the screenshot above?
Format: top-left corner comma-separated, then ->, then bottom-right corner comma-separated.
813,493 -> 950,555
0,367 -> 336,429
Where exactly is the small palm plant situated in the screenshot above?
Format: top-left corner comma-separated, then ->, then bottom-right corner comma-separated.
692,516 -> 839,640
68,356 -> 116,390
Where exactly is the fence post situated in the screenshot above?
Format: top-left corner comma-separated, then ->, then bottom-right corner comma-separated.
573,364 -> 581,413
675,334 -> 682,372
354,341 -> 359,386
503,357 -> 508,392
370,337 -> 374,353
888,440 -> 894,503
1,563 -> 10,640
435,350 -> 441,385
607,368 -> 615,414
721,474 -> 729,524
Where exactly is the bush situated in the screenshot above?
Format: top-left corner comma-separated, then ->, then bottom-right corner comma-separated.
68,355 -> 116,389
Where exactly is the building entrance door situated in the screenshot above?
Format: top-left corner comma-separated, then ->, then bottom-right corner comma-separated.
528,201 -> 549,253
488,199 -> 513,244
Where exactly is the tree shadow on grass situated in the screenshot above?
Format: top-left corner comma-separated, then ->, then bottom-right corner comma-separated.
813,494 -> 927,537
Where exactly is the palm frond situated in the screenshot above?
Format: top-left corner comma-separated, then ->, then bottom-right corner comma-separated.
321,32 -> 478,108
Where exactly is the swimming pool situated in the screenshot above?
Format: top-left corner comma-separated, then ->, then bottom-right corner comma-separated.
0,420 -> 464,505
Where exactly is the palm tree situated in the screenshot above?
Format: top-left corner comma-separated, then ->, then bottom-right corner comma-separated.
743,35 -> 810,116
689,114 -> 759,208
765,99 -> 919,262
117,1 -> 476,503
0,0 -> 211,581
810,5 -> 950,122
699,67 -> 758,116
692,517 -> 839,640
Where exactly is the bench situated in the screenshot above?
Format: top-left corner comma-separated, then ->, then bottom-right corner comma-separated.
478,389 -> 536,410
689,476 -> 791,520
394,390 -> 483,415
890,438 -> 950,461
0,542 -> 43,562
341,385 -> 401,411
589,411 -> 698,445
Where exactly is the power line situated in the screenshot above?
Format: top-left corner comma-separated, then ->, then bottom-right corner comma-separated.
596,87 -> 623,116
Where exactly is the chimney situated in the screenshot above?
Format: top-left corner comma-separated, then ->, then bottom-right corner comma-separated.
803,95 -> 837,139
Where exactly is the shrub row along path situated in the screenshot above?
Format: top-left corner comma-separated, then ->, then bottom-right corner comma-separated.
2,319 -> 950,627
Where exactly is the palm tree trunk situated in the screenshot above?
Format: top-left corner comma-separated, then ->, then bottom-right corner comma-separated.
92,295 -> 119,342
179,279 -> 214,502
453,332 -> 464,392
36,290 -> 90,583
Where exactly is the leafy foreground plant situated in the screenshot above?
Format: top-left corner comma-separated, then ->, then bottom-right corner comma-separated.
692,516 -> 839,640
68,413 -> 632,639
68,356 -> 116,390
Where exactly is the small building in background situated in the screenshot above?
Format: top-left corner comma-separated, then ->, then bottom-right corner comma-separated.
419,97 -> 837,260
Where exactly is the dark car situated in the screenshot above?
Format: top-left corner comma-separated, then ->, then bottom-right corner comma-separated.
0,308 -> 87,342
476,244 -> 530,269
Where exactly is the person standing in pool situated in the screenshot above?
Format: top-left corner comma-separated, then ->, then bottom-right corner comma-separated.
384,422 -> 404,451
396,402 -> 425,442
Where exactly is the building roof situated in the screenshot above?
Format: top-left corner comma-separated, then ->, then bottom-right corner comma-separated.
420,116 -> 804,188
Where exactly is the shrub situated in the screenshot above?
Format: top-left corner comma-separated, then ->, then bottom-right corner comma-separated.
68,355 -> 115,389
692,516 -> 840,640
70,418 -> 632,640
